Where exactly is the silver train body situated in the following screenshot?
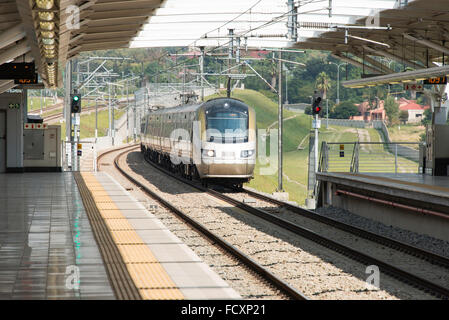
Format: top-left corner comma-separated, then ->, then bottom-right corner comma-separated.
140,97 -> 256,184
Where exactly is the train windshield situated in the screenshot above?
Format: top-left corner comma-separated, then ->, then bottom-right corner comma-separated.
206,100 -> 248,143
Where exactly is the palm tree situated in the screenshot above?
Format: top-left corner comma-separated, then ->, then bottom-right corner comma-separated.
315,71 -> 331,99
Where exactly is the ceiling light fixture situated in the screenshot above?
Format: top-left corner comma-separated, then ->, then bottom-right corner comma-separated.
42,38 -> 55,45
38,11 -> 54,21
40,21 -> 55,31
36,0 -> 54,10
41,31 -> 54,38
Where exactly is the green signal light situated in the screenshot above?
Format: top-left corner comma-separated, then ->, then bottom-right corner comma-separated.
73,95 -> 79,101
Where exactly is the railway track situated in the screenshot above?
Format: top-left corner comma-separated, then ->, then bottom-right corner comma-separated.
42,105 -> 109,123
108,146 -> 308,300
236,187 -> 449,269
134,147 -> 449,300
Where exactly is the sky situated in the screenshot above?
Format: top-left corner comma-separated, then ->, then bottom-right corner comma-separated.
130,0 -> 401,49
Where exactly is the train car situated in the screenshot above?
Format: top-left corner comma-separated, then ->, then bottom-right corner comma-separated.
141,97 -> 256,186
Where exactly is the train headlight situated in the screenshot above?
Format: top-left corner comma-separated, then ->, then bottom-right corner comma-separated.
241,150 -> 255,158
202,149 -> 215,157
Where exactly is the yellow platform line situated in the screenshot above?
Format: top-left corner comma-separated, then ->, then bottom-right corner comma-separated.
80,172 -> 184,300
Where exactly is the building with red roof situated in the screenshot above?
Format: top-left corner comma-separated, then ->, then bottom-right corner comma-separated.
350,98 -> 429,123
397,98 -> 430,123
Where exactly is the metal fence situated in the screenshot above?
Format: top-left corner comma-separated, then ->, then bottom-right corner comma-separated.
320,141 -> 423,174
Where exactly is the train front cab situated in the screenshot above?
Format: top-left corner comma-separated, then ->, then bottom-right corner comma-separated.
196,98 -> 256,183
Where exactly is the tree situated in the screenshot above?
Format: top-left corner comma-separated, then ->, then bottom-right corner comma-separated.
399,110 -> 409,124
421,108 -> 432,126
315,71 -> 331,99
384,96 -> 399,125
330,101 -> 359,119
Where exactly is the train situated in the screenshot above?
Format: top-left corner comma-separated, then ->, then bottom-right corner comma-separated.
140,97 -> 256,187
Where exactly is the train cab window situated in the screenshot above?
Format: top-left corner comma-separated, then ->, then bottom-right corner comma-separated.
206,101 -> 248,143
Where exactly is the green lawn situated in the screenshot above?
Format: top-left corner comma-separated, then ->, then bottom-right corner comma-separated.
58,108 -> 125,140
28,96 -> 58,111
387,124 -> 425,150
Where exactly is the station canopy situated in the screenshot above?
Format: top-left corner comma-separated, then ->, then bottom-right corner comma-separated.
131,0 -> 401,49
1,0 -> 449,93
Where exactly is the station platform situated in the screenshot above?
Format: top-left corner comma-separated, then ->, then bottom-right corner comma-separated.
317,172 -> 449,242
0,172 -> 114,299
0,172 -> 241,300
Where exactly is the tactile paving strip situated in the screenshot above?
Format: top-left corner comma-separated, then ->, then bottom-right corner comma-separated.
140,289 -> 185,300
98,209 -> 126,219
110,230 -> 145,245
117,245 -> 158,263
127,264 -> 179,289
74,172 -> 141,300
78,172 -> 184,300
105,219 -> 134,231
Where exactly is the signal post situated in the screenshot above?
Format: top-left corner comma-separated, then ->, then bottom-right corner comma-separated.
306,93 -> 323,209
312,93 -> 323,173
70,92 -> 81,171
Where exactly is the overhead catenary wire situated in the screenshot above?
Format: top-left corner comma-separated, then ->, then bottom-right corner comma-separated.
148,0 -> 327,86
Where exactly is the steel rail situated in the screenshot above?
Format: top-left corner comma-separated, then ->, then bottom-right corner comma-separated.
239,187 -> 449,269
113,148 -> 308,301
139,151 -> 449,299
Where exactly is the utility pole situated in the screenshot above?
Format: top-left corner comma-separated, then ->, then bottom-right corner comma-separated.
277,50 -> 283,192
182,65 -> 186,104
328,61 -> 345,104
108,82 -> 112,142
40,89 -> 43,115
133,99 -> 137,142
95,98 -> 98,144
287,0 -> 298,43
112,84 -> 115,146
65,60 -> 72,169
126,78 -> 129,143
200,46 -> 204,101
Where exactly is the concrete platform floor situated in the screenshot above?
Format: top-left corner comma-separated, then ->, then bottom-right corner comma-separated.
0,172 -> 114,300
83,172 -> 241,300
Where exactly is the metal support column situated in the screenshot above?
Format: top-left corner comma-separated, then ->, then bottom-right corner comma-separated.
277,50 -> 283,192
65,60 -> 73,169
200,47 -> 204,101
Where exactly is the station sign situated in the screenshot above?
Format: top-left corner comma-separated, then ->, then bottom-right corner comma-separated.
423,76 -> 447,85
0,62 -> 35,80
404,83 -> 424,92
14,73 -> 38,84
8,103 -> 20,109
312,119 -> 321,129
24,123 -> 48,130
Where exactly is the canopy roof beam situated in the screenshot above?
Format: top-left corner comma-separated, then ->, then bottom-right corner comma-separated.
403,33 -> 449,56
331,53 -> 380,74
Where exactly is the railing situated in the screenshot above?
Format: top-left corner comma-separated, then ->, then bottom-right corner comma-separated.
320,141 -> 423,174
